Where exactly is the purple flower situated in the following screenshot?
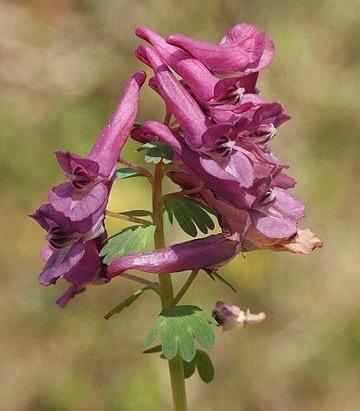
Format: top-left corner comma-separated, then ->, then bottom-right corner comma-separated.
132,120 -> 259,209
169,171 -> 322,254
32,72 -> 146,305
31,203 -> 105,300
49,72 -> 146,223
134,46 -> 284,203
136,27 -> 289,127
107,234 -> 240,278
41,238 -> 106,308
166,23 -> 275,75
136,26 -> 217,102
132,44 -> 321,260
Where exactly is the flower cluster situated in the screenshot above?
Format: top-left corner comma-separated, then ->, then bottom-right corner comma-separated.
32,24 -> 322,306
108,24 -> 322,277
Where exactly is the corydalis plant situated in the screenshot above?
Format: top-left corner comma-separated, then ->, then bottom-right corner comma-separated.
31,23 -> 322,411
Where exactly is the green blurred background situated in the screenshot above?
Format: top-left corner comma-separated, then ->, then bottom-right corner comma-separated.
1,0 -> 359,410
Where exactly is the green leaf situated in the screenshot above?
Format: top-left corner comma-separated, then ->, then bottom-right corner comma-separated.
119,210 -> 152,217
116,167 -> 143,180
163,196 -> 215,237
195,350 -> 215,383
104,287 -> 151,320
144,305 -> 216,362
100,225 -> 156,264
182,350 -> 215,382
137,141 -> 174,165
183,359 -> 196,379
204,269 -> 237,292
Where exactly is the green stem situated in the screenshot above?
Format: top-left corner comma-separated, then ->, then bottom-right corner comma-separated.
119,157 -> 153,182
152,162 -> 188,411
171,270 -> 199,307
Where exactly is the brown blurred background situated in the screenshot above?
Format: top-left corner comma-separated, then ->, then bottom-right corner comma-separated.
1,0 -> 359,410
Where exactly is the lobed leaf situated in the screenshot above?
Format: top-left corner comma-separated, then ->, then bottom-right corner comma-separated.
100,225 -> 156,264
164,196 -> 215,237
144,305 -> 216,362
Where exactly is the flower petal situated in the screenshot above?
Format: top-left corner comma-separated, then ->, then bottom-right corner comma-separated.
88,71 -> 146,177
136,26 -> 217,102
55,151 -> 99,177
135,45 -> 207,149
107,234 -> 239,277
56,240 -> 104,307
39,241 -> 85,286
274,229 -> 323,254
251,188 -> 305,238
49,182 -> 108,223
167,24 -> 275,74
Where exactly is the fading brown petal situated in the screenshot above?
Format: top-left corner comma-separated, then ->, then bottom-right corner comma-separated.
273,228 -> 323,254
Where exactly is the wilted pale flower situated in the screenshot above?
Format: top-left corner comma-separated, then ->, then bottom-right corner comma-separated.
212,301 -> 266,331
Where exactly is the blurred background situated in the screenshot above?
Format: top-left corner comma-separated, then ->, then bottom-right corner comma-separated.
1,0 -> 359,410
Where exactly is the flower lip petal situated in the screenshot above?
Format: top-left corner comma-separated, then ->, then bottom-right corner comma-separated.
55,151 -> 99,179
39,241 -> 85,286
49,182 -> 108,224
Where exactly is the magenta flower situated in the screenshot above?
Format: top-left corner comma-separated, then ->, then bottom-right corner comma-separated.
166,23 -> 275,75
